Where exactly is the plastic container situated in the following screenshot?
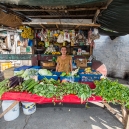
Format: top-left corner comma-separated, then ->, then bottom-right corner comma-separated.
52,71 -> 62,77
87,62 -> 92,67
60,76 -> 81,82
1,62 -> 13,71
2,100 -> 19,121
22,102 -> 36,115
14,65 -> 32,75
31,66 -> 41,69
80,74 -> 102,82
38,74 -> 58,81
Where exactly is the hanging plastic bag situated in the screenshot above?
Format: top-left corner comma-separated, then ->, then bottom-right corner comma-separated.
57,34 -> 64,43
28,39 -> 33,47
93,28 -> 99,35
64,32 -> 70,42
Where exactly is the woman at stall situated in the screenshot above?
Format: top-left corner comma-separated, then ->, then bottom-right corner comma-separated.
56,46 -> 72,73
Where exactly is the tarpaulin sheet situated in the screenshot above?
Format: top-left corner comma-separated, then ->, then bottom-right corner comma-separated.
1,82 -> 103,104
1,92 -> 103,104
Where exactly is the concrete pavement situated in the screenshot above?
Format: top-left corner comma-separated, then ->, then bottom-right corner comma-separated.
0,103 -> 123,129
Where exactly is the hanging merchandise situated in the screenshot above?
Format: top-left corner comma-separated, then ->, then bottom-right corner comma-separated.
93,28 -> 99,35
88,28 -> 100,40
40,29 -> 44,41
90,40 -> 95,48
45,41 -> 49,48
88,29 -> 92,44
64,31 -> 70,42
28,39 -> 33,47
57,33 -> 64,43
53,30 -> 59,37
20,26 -> 34,39
26,46 -> 31,53
44,45 -> 56,55
50,30 -> 54,38
75,30 -> 85,45
23,39 -> 28,47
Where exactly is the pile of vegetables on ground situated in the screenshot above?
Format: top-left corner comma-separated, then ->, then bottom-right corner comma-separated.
0,76 -> 129,108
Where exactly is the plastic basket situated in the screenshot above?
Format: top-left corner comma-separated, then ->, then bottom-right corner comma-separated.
31,66 -> 41,69
14,65 -> 32,71
79,74 -> 102,82
38,74 -> 58,81
60,76 -> 81,82
52,71 -> 62,77
87,62 -> 92,67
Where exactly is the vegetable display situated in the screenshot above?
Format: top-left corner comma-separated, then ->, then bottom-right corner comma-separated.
0,74 -> 129,108
38,69 -> 53,76
0,79 -> 9,98
30,78 -> 91,103
94,79 -> 129,108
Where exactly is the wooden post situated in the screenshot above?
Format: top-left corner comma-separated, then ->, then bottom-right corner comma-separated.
103,102 -> 124,124
125,109 -> 129,129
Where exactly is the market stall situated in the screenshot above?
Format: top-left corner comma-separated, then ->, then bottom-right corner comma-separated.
0,72 -> 129,128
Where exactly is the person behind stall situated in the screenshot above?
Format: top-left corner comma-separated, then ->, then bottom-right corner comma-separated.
56,46 -> 72,73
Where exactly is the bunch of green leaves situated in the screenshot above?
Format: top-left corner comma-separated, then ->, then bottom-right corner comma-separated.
33,83 -> 57,98
57,82 -> 92,103
93,79 -> 129,108
0,79 -> 9,98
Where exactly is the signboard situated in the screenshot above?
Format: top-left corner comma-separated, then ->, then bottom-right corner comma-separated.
0,54 -> 36,60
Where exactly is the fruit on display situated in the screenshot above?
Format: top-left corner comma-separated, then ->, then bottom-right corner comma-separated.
44,45 -> 56,54
60,68 -> 80,77
19,26 -> 34,39
85,67 -> 92,73
52,52 -> 60,55
80,67 -> 101,75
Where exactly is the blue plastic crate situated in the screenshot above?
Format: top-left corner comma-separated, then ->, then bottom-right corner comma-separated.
31,66 -> 41,69
87,62 -> 92,67
14,65 -> 32,71
38,74 -> 58,81
60,76 -> 81,82
52,71 -> 62,77
79,73 -> 102,82
79,69 -> 85,73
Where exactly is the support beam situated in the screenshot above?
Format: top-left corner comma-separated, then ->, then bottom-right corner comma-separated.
40,24 -> 46,29
93,9 -> 100,23
23,22 -> 100,27
75,25 -> 80,29
102,0 -> 113,9
56,24 -> 59,29
27,14 -> 94,18
10,7 -> 107,12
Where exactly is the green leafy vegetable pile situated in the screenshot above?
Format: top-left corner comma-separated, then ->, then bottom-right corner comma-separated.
94,79 -> 129,108
0,79 -> 9,98
31,78 -> 92,103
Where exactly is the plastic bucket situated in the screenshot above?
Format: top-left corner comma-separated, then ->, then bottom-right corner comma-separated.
22,102 -> 36,115
2,100 -> 20,121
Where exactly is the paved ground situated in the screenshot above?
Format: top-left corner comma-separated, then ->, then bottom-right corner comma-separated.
0,103 -> 123,129
0,77 -> 128,129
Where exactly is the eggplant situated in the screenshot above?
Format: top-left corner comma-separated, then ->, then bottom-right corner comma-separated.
9,76 -> 18,81
10,78 -> 19,87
